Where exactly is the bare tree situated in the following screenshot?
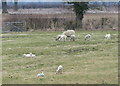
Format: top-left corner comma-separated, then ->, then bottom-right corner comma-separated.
2,0 -> 8,14
14,0 -> 18,11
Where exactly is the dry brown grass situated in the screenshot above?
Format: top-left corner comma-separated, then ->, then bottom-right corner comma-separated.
2,9 -> 118,31
83,13 -> 118,30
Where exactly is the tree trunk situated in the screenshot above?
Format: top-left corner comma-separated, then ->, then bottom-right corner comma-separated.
72,2 -> 88,30
2,0 -> 8,14
76,14 -> 83,29
14,0 -> 18,11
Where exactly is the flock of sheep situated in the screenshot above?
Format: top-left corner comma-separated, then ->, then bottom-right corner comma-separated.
23,53 -> 63,76
55,30 -> 111,41
55,30 -> 76,42
23,30 -> 111,77
37,65 -> 63,77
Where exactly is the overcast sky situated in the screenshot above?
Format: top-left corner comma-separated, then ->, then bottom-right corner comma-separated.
0,0 -> 119,2
0,0 -> 63,2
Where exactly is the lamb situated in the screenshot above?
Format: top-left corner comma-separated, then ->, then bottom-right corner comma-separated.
37,72 -> 45,77
23,53 -> 36,57
56,34 -> 67,42
70,34 -> 76,41
105,34 -> 111,39
62,30 -> 75,37
84,34 -> 92,40
56,35 -> 62,41
56,65 -> 63,74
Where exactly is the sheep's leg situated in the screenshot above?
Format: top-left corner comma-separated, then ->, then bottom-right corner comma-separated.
58,69 -> 62,74
63,37 -> 66,42
73,38 -> 75,41
60,70 -> 62,74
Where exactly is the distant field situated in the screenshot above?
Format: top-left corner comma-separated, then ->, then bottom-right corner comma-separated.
2,9 -> 118,32
2,9 -> 118,19
2,30 -> 118,84
83,13 -> 118,30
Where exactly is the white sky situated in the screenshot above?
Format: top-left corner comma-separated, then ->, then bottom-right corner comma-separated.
0,0 -> 63,2
0,0 -> 119,2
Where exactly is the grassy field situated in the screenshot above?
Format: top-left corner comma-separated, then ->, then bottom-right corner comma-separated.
2,30 -> 118,84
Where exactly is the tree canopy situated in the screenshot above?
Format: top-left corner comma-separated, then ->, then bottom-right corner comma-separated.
68,2 -> 89,29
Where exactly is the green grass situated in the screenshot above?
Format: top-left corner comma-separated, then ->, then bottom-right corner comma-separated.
2,30 -> 118,84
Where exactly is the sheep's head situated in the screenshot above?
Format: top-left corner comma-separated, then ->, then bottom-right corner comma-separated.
56,36 -> 61,41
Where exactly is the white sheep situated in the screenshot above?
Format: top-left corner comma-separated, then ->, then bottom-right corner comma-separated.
56,65 -> 63,74
70,34 -> 76,41
105,34 -> 111,39
84,34 -> 92,40
56,34 -> 67,42
37,72 -> 45,77
62,30 -> 75,37
23,53 -> 36,57
56,35 -> 62,41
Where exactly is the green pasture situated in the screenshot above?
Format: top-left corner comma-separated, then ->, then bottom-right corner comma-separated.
1,30 -> 118,84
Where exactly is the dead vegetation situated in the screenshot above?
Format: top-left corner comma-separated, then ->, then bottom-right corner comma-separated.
2,8 -> 118,32
83,13 -> 118,30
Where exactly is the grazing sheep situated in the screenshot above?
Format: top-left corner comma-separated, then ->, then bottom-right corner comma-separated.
84,34 -> 92,40
70,34 -> 76,41
37,72 -> 45,77
62,30 -> 75,37
56,34 -> 67,42
23,53 -> 36,57
56,65 -> 63,74
56,35 -> 62,41
105,34 -> 111,39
